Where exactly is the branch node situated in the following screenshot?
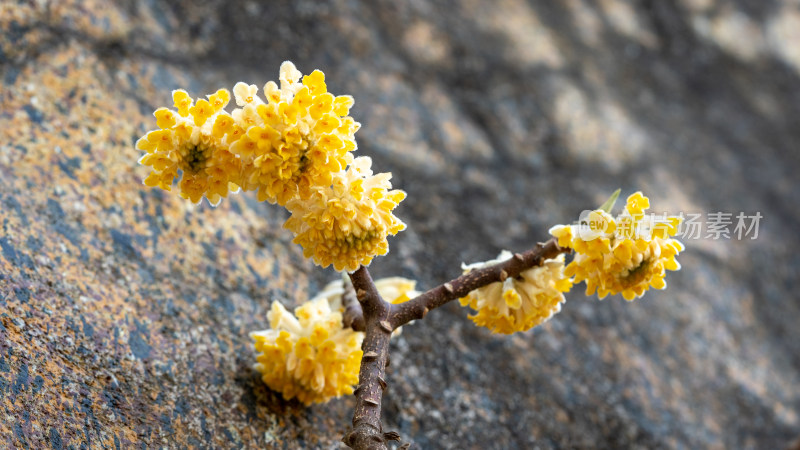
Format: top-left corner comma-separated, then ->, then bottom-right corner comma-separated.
421,307 -> 429,318
513,252 -> 524,261
356,288 -> 367,300
383,431 -> 401,441
499,269 -> 508,281
443,282 -> 454,293
379,320 -> 393,333
377,376 -> 387,391
342,430 -> 356,446
363,351 -> 378,360
364,398 -> 379,407
399,443 -> 411,450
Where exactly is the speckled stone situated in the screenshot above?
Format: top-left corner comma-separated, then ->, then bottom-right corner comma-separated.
1,1 -> 799,449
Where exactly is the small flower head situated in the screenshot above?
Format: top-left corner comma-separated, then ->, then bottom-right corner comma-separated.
136,89 -> 243,206
459,252 -> 572,334
549,191 -> 684,301
172,89 -> 193,117
250,276 -> 418,405
233,82 -> 261,107
283,156 -> 406,272
280,61 -> 304,91
625,191 -> 650,217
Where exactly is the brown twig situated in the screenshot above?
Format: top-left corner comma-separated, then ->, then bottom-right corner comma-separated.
343,266 -> 394,450
342,238 -> 570,449
342,274 -> 366,332
388,238 -> 568,329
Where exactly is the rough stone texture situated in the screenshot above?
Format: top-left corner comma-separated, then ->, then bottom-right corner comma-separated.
1,0 -> 799,448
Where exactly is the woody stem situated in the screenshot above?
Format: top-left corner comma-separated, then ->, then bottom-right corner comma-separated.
342,238 -> 570,449
388,238 -> 569,328
342,274 -> 366,332
343,266 -> 394,450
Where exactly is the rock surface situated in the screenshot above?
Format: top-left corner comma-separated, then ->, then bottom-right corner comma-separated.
1,0 -> 799,448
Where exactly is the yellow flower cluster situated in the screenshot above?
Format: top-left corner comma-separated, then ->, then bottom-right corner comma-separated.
549,192 -> 684,301
284,156 -> 407,272
252,297 -> 363,405
229,63 -> 360,206
137,61 -> 359,207
136,88 -> 242,205
251,277 -> 419,405
137,62 -> 406,272
459,252 -> 572,334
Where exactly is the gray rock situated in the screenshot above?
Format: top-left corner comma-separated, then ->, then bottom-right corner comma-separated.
0,0 -> 798,448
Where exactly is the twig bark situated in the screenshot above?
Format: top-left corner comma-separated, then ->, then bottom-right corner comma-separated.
343,266 -> 393,450
342,275 -> 366,332
342,238 -> 570,449
389,238 -> 568,328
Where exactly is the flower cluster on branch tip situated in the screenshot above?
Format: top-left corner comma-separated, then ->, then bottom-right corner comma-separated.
284,156 -> 407,272
457,191 -> 684,335
459,252 -> 572,334
250,277 -> 419,405
549,191 -> 684,301
136,61 -> 406,272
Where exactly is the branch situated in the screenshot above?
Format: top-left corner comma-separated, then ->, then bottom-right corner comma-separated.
342,238 -> 569,449
343,266 -> 395,450
342,275 -> 366,332
388,238 -> 569,329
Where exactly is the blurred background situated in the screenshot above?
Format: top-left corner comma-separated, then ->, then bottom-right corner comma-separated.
1,0 -> 798,448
